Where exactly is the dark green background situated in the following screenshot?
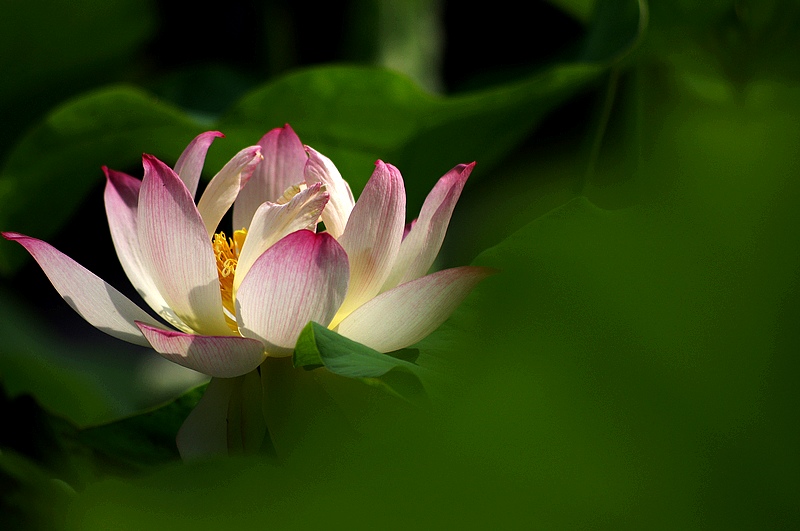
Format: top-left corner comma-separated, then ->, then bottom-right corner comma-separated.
1,0 -> 798,528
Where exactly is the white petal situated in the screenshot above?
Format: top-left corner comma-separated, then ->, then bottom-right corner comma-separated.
2,232 -> 161,346
233,182 -> 329,294
196,146 -> 262,237
304,146 -> 355,239
336,266 -> 493,352
137,154 -> 231,336
103,167 -> 193,333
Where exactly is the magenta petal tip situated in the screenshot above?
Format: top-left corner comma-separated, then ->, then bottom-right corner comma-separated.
2,231 -> 23,241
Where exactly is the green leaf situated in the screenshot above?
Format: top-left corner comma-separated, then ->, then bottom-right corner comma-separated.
0,379 -> 202,519
293,322 -> 426,405
0,0 -> 156,162
0,0 -> 155,102
427,74 -> 800,531
0,288 -> 205,428
216,63 -> 604,209
547,0 -> 598,22
0,449 -> 76,530
579,0 -> 647,62
76,383 -> 206,470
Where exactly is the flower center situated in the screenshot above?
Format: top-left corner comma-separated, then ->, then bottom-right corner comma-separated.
213,228 -> 247,331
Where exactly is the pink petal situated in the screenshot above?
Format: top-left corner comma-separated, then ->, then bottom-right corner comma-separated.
236,230 -> 349,357
382,162 -> 474,290
196,145 -> 262,237
304,146 -> 355,238
333,160 -> 406,321
136,322 -> 265,378
233,182 -> 329,293
174,131 -> 225,198
336,266 -> 494,352
232,125 -> 308,232
137,154 -> 231,336
2,232 -> 162,346
176,377 -> 236,460
104,167 -> 193,333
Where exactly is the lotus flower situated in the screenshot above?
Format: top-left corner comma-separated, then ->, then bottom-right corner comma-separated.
3,125 -> 491,457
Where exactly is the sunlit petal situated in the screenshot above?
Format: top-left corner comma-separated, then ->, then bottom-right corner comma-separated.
2,232 -> 161,346
103,167 -> 193,333
236,230 -> 349,357
196,145 -> 262,237
138,154 -> 231,336
136,322 -> 266,378
337,266 -> 494,352
304,146 -> 355,238
233,183 -> 329,293
333,161 -> 405,322
174,131 -> 225,198
233,124 -> 307,231
383,162 -> 473,290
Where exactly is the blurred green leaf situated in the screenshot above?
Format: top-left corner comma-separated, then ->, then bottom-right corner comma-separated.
0,0 -> 156,162
435,55 -> 800,531
216,63 -> 604,212
0,449 -> 75,530
0,284 -> 206,428
0,86 -> 206,275
548,0 -> 598,22
147,64 -> 258,118
77,384 -> 205,470
0,290 -> 155,426
580,0 -> 647,62
0,0 -> 154,94
0,381 -> 201,529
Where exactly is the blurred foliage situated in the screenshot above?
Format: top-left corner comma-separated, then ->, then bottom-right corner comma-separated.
1,0 -> 799,528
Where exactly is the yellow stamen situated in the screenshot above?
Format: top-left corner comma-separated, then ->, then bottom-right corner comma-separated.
213,228 -> 247,332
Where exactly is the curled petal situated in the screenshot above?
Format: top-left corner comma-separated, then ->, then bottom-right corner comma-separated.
138,154 -> 231,336
136,322 -> 266,378
383,162 -> 473,290
104,167 -> 192,333
304,146 -> 355,239
333,161 -> 406,323
336,266 -> 494,352
236,230 -> 349,357
196,145 -> 262,237
2,232 -> 161,346
233,182 -> 329,293
233,124 -> 308,231
174,131 -> 225,198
